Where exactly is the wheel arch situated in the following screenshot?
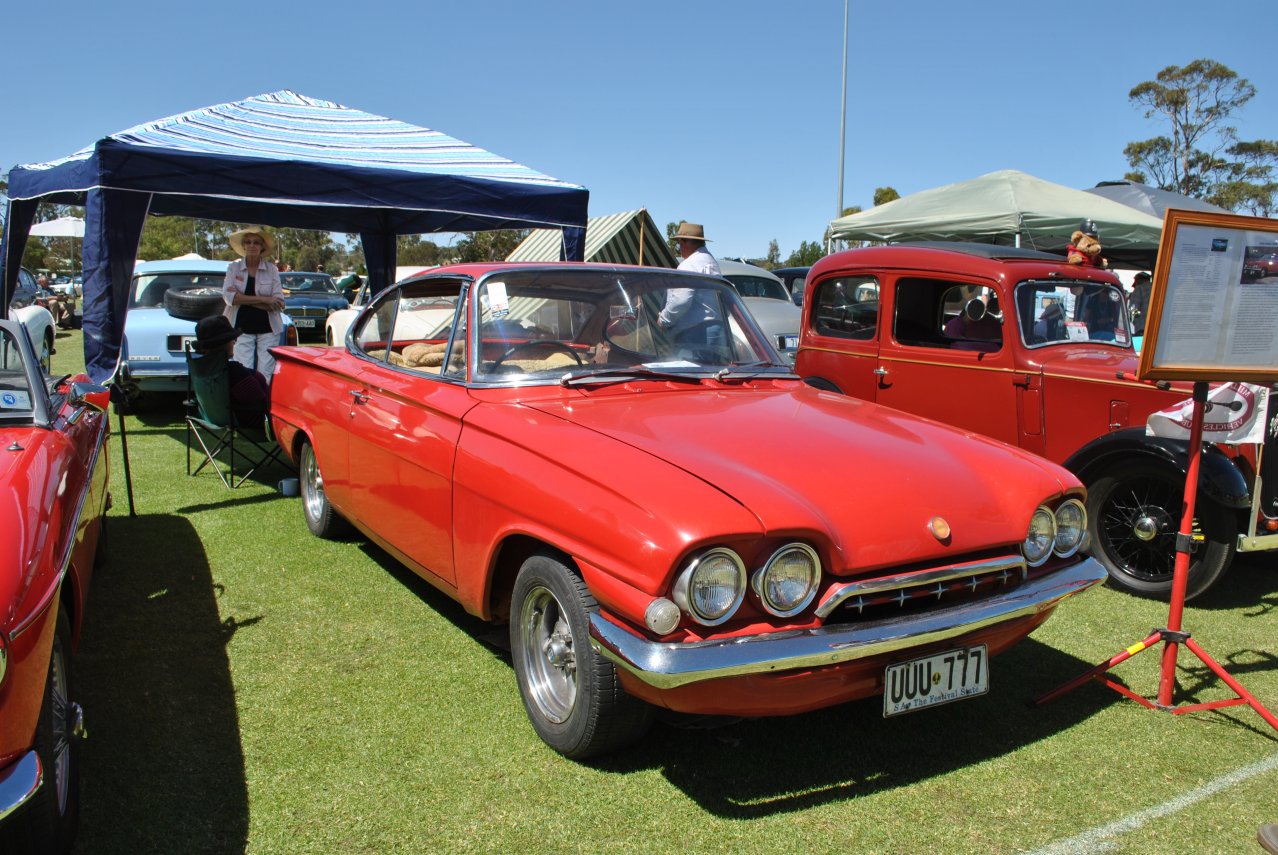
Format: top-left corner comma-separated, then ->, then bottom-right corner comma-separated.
485,535 -> 575,624
1065,428 -> 1251,510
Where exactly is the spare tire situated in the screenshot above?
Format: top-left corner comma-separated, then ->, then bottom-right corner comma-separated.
163,287 -> 225,321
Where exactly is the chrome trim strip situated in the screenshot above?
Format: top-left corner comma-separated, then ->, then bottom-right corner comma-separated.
590,558 -> 1105,690
0,751 -> 42,822
814,555 -> 1027,619
9,416 -> 108,641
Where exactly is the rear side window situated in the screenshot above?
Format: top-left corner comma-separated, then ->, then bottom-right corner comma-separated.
812,276 -> 878,340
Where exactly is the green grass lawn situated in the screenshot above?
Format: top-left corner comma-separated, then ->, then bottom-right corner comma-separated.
54,327 -> 1278,854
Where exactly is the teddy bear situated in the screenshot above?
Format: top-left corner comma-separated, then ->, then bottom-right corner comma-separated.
1067,220 -> 1106,268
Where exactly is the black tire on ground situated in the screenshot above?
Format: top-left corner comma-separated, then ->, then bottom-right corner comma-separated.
1086,460 -> 1235,600
163,286 -> 225,322
510,552 -> 651,759
0,609 -> 81,855
299,439 -> 350,539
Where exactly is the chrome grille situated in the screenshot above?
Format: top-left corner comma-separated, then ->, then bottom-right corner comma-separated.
816,555 -> 1027,624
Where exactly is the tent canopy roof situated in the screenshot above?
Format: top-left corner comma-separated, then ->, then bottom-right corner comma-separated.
507,209 -> 676,267
829,169 -> 1164,255
1084,179 -> 1231,220
7,90 -> 589,235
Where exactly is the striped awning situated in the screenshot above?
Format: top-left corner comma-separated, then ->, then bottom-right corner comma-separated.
508,209 -> 676,267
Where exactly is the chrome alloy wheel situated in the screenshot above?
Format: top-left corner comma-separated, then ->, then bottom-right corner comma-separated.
48,641 -> 74,814
518,585 -> 578,724
301,444 -> 325,524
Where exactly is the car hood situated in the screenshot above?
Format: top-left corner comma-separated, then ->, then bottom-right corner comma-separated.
1033,345 -> 1147,384
740,297 -> 801,336
523,385 -> 1076,572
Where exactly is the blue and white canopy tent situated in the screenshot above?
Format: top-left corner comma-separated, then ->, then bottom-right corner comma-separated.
1,91 -> 589,382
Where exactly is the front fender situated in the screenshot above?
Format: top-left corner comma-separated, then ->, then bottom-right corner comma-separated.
1064,428 -> 1250,509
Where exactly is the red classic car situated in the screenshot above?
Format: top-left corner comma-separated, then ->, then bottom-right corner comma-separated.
795,242 -> 1278,601
269,263 -> 1105,758
0,319 -> 110,853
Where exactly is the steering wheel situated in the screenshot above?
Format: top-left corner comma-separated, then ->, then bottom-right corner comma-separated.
492,340 -> 584,368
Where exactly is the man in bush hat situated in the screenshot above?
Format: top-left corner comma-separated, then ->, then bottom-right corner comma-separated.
192,315 -> 271,425
659,222 -> 725,352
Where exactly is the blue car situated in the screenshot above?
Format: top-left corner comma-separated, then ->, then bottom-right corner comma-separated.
280,272 -> 349,340
118,259 -> 297,401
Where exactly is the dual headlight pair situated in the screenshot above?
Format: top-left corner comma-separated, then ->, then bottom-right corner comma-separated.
645,543 -> 820,634
1022,498 -> 1087,566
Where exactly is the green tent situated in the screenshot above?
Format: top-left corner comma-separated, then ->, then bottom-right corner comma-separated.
829,170 -> 1164,263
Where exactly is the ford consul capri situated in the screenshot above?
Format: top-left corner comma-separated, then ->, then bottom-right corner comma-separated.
269,263 -> 1105,759
0,319 -> 110,852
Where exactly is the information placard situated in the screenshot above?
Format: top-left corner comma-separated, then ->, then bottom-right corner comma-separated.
1139,209 -> 1278,382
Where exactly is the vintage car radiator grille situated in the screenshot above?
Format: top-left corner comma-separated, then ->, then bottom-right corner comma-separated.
287,307 -> 328,317
816,555 -> 1028,625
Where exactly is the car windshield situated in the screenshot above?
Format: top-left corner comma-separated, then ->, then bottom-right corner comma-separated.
1015,280 -> 1132,348
281,273 -> 339,294
470,269 -> 789,384
0,326 -> 35,423
130,272 -> 224,308
725,274 -> 790,302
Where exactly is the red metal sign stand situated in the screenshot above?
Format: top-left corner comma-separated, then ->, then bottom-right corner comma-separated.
1034,381 -> 1278,731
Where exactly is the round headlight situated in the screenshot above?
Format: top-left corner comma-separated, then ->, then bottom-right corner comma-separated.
753,543 -> 820,617
1053,499 -> 1087,557
1022,506 -> 1057,566
673,548 -> 746,626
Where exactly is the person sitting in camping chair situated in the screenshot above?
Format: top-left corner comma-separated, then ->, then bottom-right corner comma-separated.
190,315 -> 270,424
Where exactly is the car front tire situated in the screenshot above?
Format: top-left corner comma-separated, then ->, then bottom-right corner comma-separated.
510,553 -> 651,760
1087,460 -> 1234,600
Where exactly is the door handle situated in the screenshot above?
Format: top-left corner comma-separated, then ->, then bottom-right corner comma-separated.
348,389 -> 369,404
873,367 -> 888,377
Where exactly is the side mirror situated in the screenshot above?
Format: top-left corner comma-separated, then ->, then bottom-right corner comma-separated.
70,381 -> 109,413
964,298 -> 987,322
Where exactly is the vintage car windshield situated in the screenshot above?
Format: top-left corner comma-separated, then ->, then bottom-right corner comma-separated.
0,326 -> 36,422
725,274 -> 790,302
469,269 -> 788,384
1016,280 -> 1132,349
281,273 -> 340,293
130,272 -> 225,308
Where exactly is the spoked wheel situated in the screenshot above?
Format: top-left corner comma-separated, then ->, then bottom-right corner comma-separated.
510,553 -> 650,759
0,610 -> 82,854
299,439 -> 349,539
1087,461 -> 1234,600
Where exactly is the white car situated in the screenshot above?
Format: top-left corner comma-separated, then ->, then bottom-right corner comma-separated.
9,267 -> 56,373
716,259 -> 802,359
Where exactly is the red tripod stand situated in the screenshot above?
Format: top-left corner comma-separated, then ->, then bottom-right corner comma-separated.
1035,381 -> 1278,731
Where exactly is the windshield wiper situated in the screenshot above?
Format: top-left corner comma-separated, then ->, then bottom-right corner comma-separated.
713,361 -> 795,382
559,366 -> 707,387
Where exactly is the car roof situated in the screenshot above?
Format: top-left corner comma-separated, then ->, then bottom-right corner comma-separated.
812,242 -> 1122,285
133,259 -> 230,275
716,259 -> 784,281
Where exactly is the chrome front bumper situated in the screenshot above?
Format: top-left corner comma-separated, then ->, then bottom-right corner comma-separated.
0,751 -> 42,822
590,557 -> 1106,690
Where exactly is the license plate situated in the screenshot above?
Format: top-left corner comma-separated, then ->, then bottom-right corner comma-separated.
293,318 -> 316,328
779,334 -> 799,350
883,644 -> 987,716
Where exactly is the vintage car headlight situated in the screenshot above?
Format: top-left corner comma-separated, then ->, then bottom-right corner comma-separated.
673,548 -> 746,626
644,598 -> 682,635
1053,499 -> 1087,557
752,543 -> 820,617
1022,505 -> 1057,566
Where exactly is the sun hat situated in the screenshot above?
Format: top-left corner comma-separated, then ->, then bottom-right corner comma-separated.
229,227 -> 276,256
672,222 -> 711,243
193,315 -> 242,352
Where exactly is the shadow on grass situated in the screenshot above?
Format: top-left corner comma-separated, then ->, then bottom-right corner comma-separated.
1190,552 -> 1278,615
351,539 -> 1120,816
74,513 -> 253,855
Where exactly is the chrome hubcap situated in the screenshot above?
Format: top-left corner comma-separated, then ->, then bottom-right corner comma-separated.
1133,514 -> 1161,541
519,586 -> 577,723
302,447 -> 325,521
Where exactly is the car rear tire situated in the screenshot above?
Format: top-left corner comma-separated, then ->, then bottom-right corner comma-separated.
299,439 -> 349,539
0,609 -> 82,855
510,553 -> 651,759
163,287 -> 225,322
1086,460 -> 1234,600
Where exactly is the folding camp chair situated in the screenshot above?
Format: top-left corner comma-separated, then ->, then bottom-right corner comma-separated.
184,345 -> 284,488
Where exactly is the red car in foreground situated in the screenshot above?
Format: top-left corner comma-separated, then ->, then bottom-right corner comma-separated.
0,319 -> 110,853
795,243 -> 1278,600
270,263 -> 1104,758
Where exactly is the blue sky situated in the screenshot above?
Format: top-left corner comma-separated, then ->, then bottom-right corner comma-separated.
4,0 -> 1276,261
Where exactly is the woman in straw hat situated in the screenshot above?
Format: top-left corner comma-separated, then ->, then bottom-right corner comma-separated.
222,227 -> 286,382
